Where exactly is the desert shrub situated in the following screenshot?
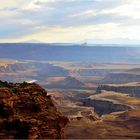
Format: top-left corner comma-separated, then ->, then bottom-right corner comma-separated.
0,80 -> 9,87
19,82 -> 31,88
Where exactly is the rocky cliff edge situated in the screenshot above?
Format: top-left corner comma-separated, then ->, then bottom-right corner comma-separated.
0,81 -> 69,139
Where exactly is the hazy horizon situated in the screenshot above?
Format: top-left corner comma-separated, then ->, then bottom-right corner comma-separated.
0,41 -> 140,46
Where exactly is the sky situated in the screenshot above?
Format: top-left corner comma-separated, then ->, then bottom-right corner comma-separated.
0,0 -> 140,44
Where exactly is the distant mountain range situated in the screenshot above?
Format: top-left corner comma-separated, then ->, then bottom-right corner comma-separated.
21,40 -> 44,44
0,43 -> 140,63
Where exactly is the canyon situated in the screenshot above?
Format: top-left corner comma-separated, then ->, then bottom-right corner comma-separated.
0,58 -> 140,139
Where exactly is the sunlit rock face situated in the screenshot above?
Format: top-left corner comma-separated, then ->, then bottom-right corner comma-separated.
0,81 -> 68,139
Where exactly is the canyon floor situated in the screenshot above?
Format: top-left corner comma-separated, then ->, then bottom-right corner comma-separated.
48,89 -> 140,139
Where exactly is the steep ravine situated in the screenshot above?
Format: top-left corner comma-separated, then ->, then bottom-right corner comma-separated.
0,81 -> 69,139
83,98 -> 131,116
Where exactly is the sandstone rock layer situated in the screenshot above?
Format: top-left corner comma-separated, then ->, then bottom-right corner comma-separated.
0,81 -> 68,139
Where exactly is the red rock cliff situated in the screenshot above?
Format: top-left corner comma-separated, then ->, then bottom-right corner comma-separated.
0,81 -> 69,139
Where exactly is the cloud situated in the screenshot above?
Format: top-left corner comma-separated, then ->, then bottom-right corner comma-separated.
0,0 -> 140,43
23,0 -> 58,11
102,1 -> 140,19
69,10 -> 97,18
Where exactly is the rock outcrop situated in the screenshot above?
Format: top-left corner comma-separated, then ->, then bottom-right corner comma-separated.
45,76 -> 85,89
100,73 -> 140,84
96,84 -> 140,97
0,81 -> 68,139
